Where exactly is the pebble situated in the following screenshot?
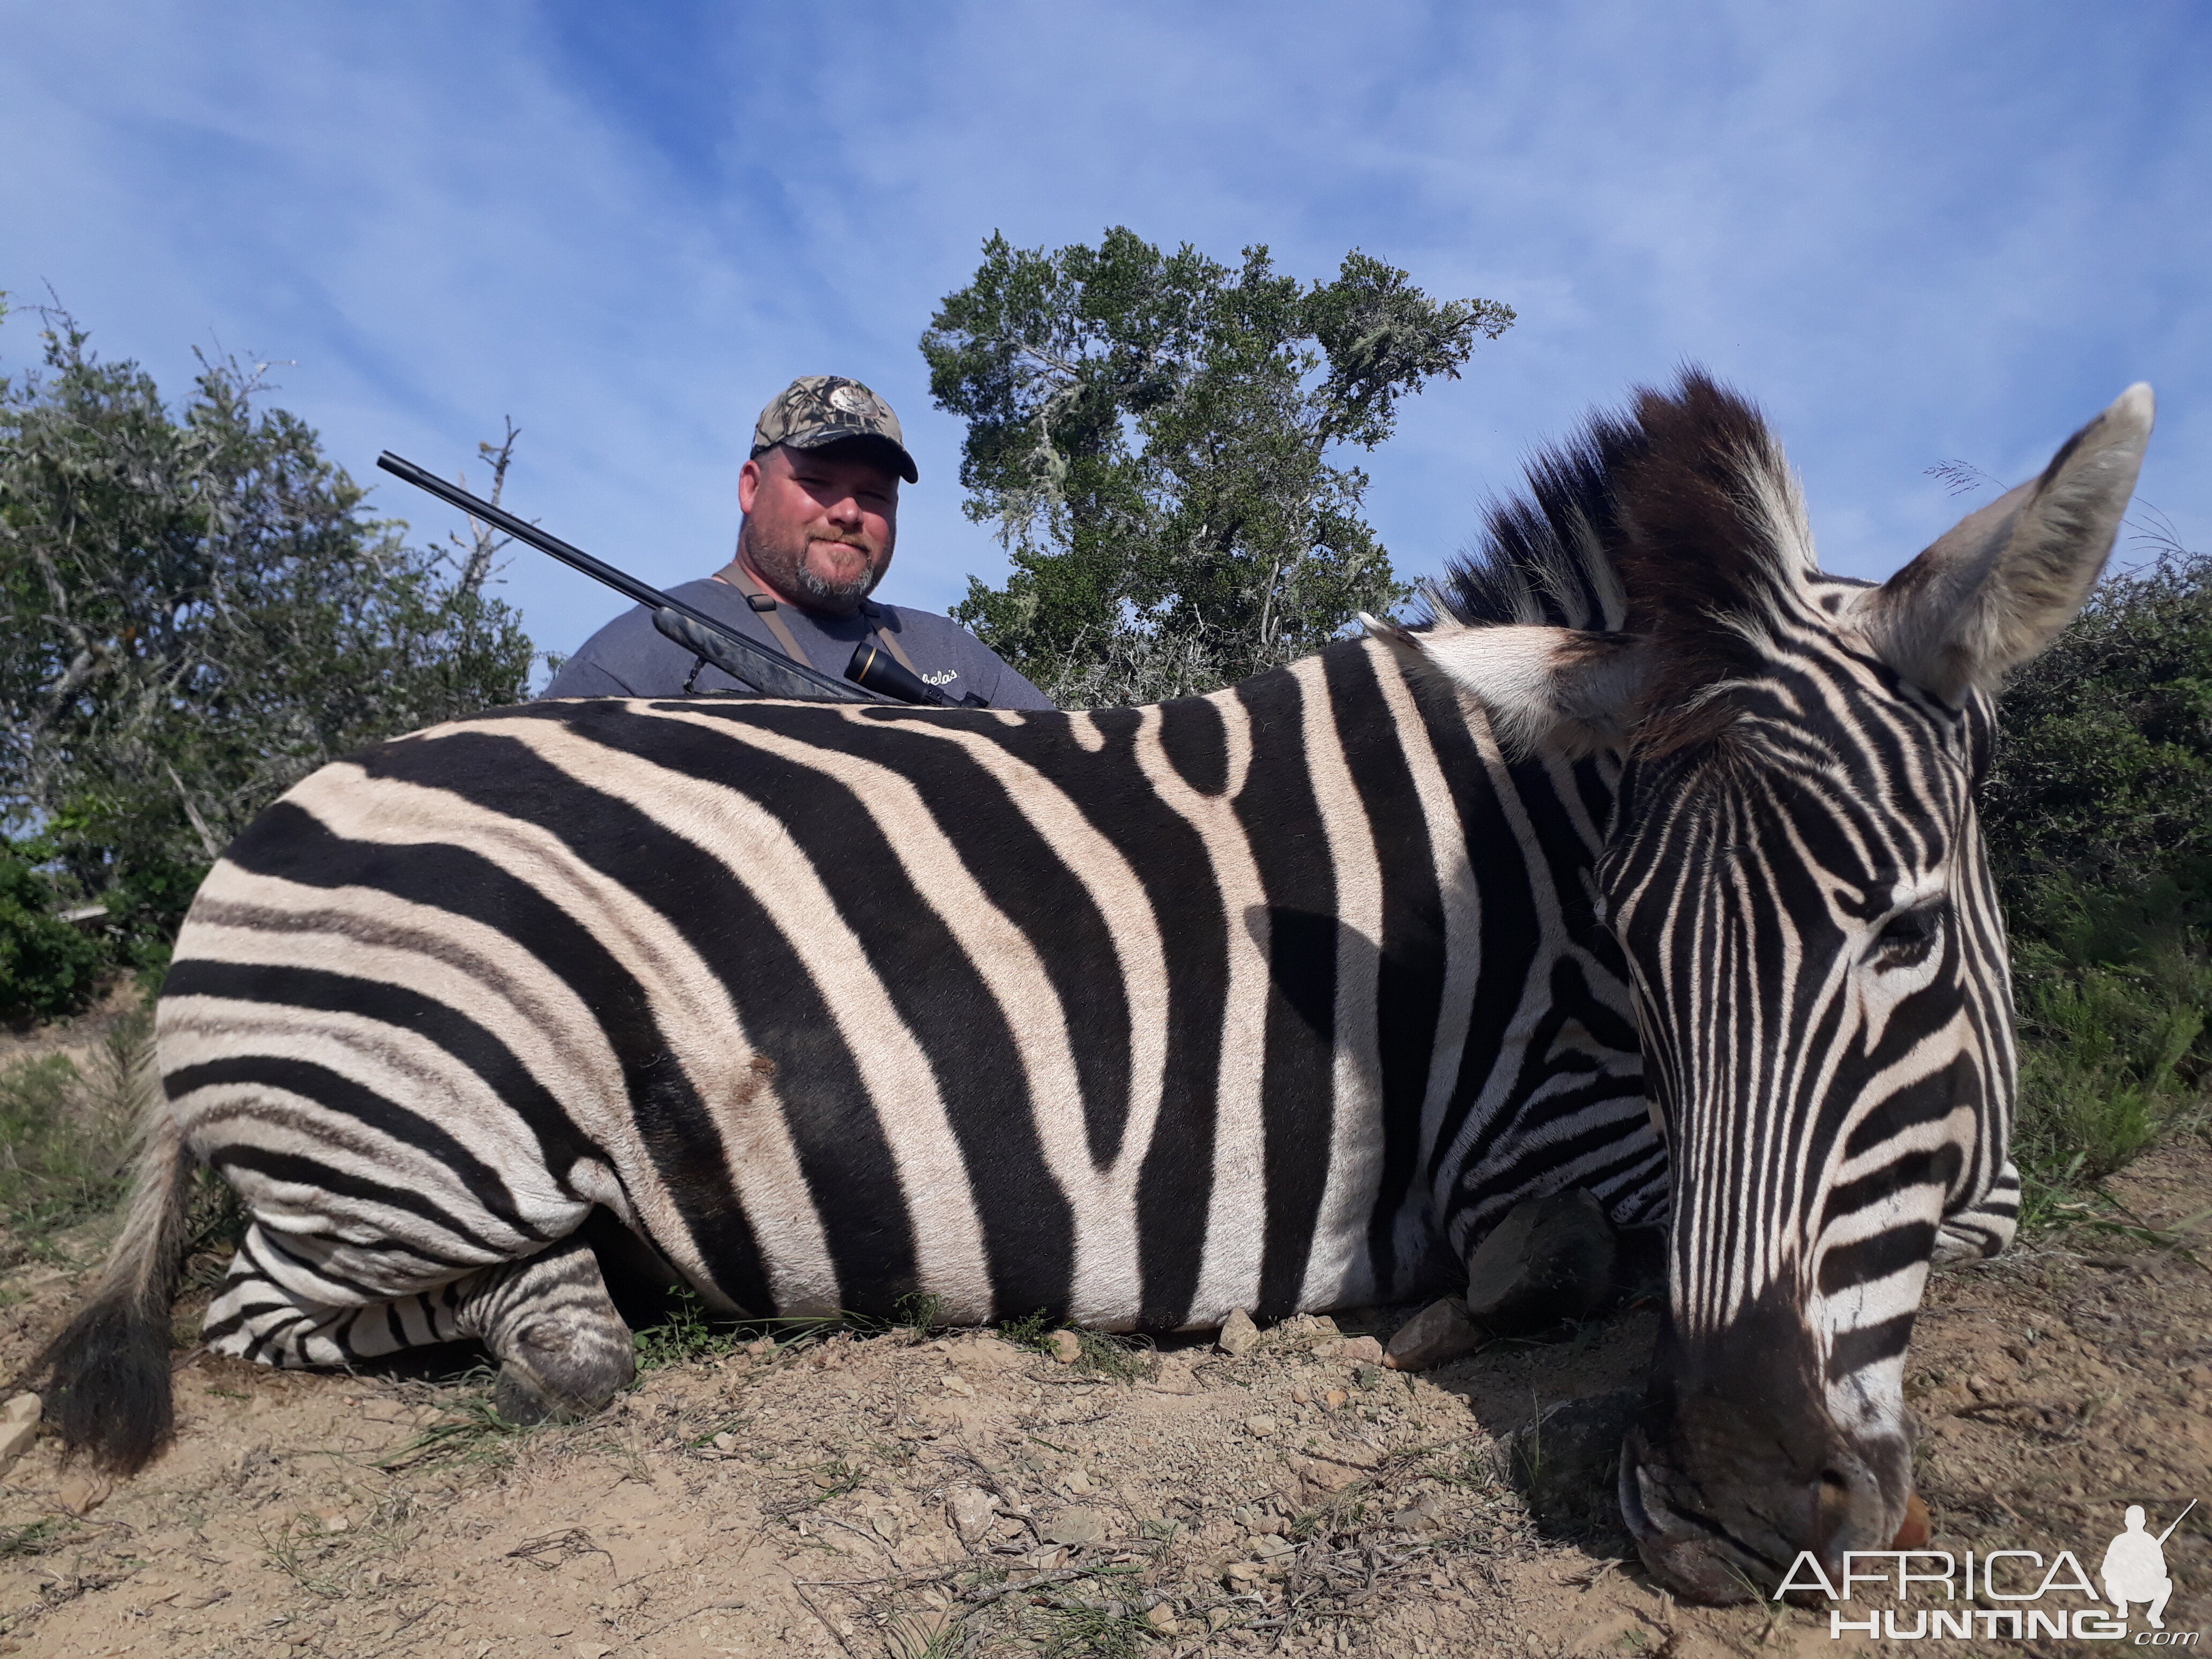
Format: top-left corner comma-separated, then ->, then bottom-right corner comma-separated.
1217,1307 -> 1261,1356
1245,1415 -> 1278,1437
1046,1329 -> 1082,1364
1145,1603 -> 1179,1634
56,1471 -> 111,1516
1383,1297 -> 1483,1372
946,1485 -> 997,1540
0,1395 -> 41,1478
1042,1507 -> 1108,1546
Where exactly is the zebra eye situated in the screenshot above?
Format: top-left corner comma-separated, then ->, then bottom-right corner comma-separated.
1873,905 -> 1942,968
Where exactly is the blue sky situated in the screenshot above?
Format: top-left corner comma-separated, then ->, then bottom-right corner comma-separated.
6,3 -> 2208,674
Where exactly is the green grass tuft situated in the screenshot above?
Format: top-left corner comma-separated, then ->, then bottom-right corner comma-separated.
631,1284 -> 740,1370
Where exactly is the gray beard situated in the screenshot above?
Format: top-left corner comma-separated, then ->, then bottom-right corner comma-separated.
790,558 -> 877,606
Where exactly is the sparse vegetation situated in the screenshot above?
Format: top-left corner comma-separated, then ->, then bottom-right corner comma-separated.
630,1285 -> 738,1371
1986,539 -> 2212,1219
0,999 -> 148,1254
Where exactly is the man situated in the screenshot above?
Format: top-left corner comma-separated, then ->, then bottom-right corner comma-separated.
543,376 -> 1053,709
2101,1504 -> 2176,1630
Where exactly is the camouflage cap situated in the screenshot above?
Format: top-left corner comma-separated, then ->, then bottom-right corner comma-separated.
751,375 -> 918,483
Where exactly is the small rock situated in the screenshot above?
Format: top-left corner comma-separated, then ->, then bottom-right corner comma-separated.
0,1394 -> 42,1477
56,1471 -> 111,1515
712,1431 -> 740,1453
315,1510 -> 350,1534
1390,1495 -> 1445,1531
1244,1415 -> 1277,1437
1252,1531 -> 1295,1559
1223,1560 -> 1264,1585
946,1485 -> 997,1541
1145,1603 -> 1179,1634
1042,1507 -> 1108,1547
1383,1297 -> 1483,1371
744,1336 -> 778,1358
948,1335 -> 1027,1371
1286,1454 -> 1363,1495
941,1373 -> 976,1398
1046,1329 -> 1082,1364
1334,1335 -> 1385,1364
871,1511 -> 903,1542
1891,1492 -> 1931,1550
1464,1189 -> 1619,1332
1291,1387 -> 1312,1405
1324,1388 -> 1349,1410
1217,1307 -> 1260,1357
1063,1468 -> 1095,1494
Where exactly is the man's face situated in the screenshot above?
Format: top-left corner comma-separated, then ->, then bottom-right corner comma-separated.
736,442 -> 899,616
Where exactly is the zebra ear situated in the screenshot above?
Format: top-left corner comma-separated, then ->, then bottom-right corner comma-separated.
1369,616 -> 1648,756
1860,384 -> 2153,702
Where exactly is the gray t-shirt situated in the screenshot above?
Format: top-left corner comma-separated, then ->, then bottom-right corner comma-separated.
541,576 -> 1055,709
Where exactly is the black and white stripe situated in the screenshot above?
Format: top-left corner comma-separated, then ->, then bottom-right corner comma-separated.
166,645 -> 1663,1364
56,369 -> 2148,1597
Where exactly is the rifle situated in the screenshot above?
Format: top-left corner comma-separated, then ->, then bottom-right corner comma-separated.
376,452 -> 972,707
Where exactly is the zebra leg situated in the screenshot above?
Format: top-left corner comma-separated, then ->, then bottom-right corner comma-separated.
1934,1161 -> 2021,1264
203,1222 -> 485,1367
203,1227 -> 635,1422
444,1237 -> 637,1425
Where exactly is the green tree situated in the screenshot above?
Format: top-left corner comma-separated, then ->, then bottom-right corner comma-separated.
1,308 -> 534,1004
923,229 -> 1513,705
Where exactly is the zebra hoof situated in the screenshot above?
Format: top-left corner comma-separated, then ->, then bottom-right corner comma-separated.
1464,1190 -> 1619,1334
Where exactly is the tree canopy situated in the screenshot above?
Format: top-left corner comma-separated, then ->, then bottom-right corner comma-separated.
924,229 -> 1513,705
1,307 -> 534,997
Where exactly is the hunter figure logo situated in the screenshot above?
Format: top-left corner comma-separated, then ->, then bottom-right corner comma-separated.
1776,1499 -> 2198,1643
2105,1503 -> 2193,1631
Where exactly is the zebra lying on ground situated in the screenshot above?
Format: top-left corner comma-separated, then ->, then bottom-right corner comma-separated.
36,370 -> 2150,1602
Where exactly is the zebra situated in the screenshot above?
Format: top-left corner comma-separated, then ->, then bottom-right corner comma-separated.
35,370 -> 2149,1602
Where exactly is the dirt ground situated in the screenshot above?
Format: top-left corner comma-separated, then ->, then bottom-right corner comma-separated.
1,1005 -> 2206,1658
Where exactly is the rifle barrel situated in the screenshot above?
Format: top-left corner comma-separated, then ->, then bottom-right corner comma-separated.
374,451 -> 872,704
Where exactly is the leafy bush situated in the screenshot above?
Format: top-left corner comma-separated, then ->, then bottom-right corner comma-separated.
1986,545 -> 2212,905
2,308 -> 536,1008
0,839 -> 105,1020
1988,540 -> 2212,1206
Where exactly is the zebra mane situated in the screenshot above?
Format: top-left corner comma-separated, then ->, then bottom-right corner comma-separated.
1428,369 -> 1822,751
